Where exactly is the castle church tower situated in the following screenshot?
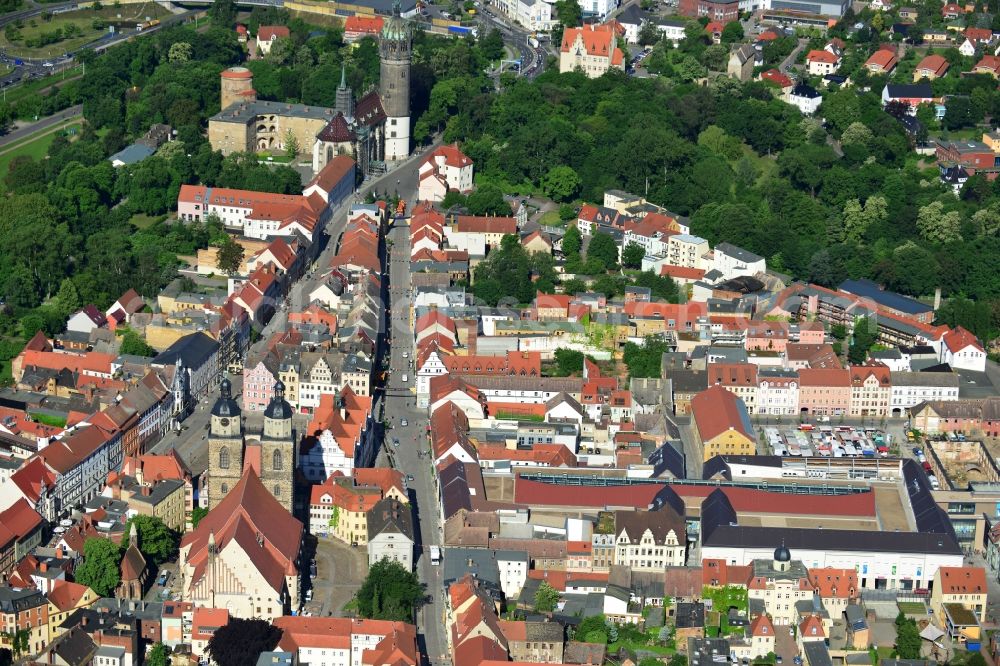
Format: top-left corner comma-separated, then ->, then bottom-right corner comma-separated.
379,0 -> 412,161
207,378 -> 244,509
259,381 -> 295,513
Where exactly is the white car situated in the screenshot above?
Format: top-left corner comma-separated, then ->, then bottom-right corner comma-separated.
401,419 -> 408,427
402,351 -> 409,358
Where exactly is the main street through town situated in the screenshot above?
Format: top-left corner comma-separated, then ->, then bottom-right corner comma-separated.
148,147 -> 446,662
148,148 -> 429,474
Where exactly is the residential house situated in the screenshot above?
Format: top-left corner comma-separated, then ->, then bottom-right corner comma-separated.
914,54 -> 949,80
788,84 -> 822,115
930,566 -> 987,624
864,48 -> 898,74
417,144 -> 474,202
367,497 -> 415,571
940,326 -> 986,372
256,25 -> 290,55
882,83 -> 933,113
614,504 -> 687,571
728,43 -> 757,81
849,364 -> 891,417
806,49 -> 840,76
66,306 -> 107,335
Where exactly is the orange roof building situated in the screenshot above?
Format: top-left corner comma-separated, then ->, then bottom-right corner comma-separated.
865,48 -> 898,73
691,386 -> 756,462
559,24 -> 625,78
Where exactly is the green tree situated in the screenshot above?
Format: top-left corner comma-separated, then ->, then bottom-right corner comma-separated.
574,614 -> 610,643
146,642 -> 170,666
916,201 -> 962,244
0,628 -> 29,660
284,129 -> 300,159
553,348 -> 585,376
563,223 -> 582,257
894,612 -> 921,659
639,21 -> 662,46
56,278 -> 80,314
121,515 -> 179,566
670,654 -> 689,666
208,618 -> 282,666
555,0 -> 582,26
354,559 -> 426,622
74,538 -> 121,597
849,316 -> 877,365
209,0 -> 236,26
216,236 -> 245,276
623,336 -> 672,378
191,506 -> 209,529
587,231 -> 619,271
168,41 -> 193,63
533,581 -> 560,612
622,243 -> 645,269
721,21 -> 744,44
119,329 -> 156,357
540,165 -> 581,202
465,184 -> 509,216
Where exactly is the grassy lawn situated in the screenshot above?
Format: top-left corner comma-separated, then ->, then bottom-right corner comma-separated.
0,119 -> 81,179
0,4 -> 168,58
29,412 -> 67,427
130,213 -> 167,230
538,209 -> 565,226
898,601 -> 927,615
703,585 -> 749,613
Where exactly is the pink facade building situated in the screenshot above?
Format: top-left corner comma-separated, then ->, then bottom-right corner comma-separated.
746,322 -> 789,353
797,368 -> 851,416
243,359 -> 277,412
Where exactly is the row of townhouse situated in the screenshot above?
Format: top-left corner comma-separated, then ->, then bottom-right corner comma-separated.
176,155 -> 354,241
700,362 -> 960,418
243,203 -> 386,413
0,370 -> 174,521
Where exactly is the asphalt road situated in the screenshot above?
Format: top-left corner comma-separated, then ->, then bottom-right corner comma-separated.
0,103 -> 80,149
382,211 -> 450,665
479,5 -> 547,78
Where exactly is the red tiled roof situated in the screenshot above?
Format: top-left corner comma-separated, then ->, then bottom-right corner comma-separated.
307,155 -> 356,193
750,614 -> 775,637
455,216 -> 517,235
343,15 -> 384,34
561,23 -> 617,57
192,607 -> 229,640
807,49 -> 839,64
180,469 -> 302,595
47,580 -> 94,612
916,54 -> 949,76
807,567 -> 858,598
937,566 -> 987,594
708,363 -> 758,388
865,49 -> 897,71
944,326 -> 984,353
691,385 -> 752,442
258,25 -> 290,40
798,367 -> 851,386
965,26 -> 993,41
0,499 -> 42,540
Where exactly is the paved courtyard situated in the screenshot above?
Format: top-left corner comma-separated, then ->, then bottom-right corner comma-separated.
309,535 -> 369,617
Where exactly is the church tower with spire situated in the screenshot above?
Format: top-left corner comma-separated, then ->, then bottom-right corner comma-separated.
335,64 -> 355,120
379,0 -> 412,160
259,380 -> 295,513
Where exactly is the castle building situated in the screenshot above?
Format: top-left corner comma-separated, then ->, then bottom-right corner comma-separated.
209,6 -> 412,173
206,378 -> 296,513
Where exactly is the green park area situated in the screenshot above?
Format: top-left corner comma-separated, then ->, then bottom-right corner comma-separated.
0,3 -> 169,58
0,118 -> 81,178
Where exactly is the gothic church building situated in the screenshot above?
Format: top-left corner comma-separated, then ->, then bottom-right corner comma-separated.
207,378 -> 296,513
208,4 -> 412,174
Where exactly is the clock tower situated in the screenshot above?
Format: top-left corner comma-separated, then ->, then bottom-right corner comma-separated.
207,378 -> 244,510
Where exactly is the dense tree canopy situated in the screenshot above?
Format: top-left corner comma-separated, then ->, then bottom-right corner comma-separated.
207,618 -> 282,666
354,559 -> 426,622
74,538 -> 121,597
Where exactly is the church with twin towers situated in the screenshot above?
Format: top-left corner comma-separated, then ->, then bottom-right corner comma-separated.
208,1 -> 412,173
